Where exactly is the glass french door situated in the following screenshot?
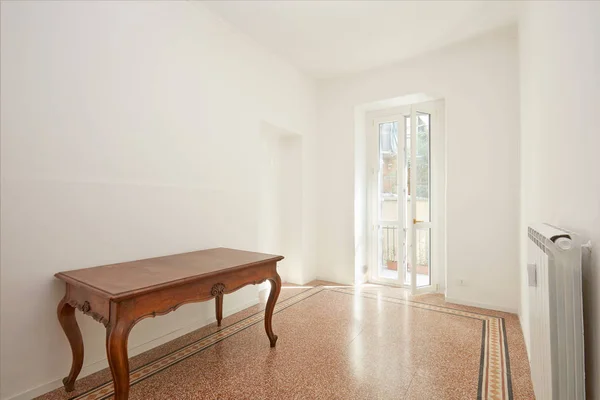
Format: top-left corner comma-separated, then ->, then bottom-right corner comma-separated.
408,105 -> 433,294
369,102 -> 436,294
371,117 -> 404,284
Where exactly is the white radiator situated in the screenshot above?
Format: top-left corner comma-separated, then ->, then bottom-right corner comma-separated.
527,223 -> 585,400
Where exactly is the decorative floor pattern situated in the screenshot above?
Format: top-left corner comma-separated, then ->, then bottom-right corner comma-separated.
331,287 -> 512,400
37,282 -> 534,399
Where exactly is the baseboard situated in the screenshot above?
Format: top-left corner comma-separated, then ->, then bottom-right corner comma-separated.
284,275 -> 317,286
6,298 -> 259,400
519,312 -> 532,361
445,296 -> 518,314
315,275 -> 354,286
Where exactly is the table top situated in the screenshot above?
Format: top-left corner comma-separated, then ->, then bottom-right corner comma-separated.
55,248 -> 283,299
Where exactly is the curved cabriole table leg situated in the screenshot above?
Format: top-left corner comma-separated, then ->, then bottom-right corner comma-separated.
215,294 -> 223,327
57,296 -> 84,392
106,319 -> 134,400
264,273 -> 281,347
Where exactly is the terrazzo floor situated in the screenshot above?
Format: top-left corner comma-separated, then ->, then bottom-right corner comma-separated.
37,281 -> 534,400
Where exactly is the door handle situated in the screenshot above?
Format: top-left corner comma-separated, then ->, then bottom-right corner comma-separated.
413,219 -> 424,224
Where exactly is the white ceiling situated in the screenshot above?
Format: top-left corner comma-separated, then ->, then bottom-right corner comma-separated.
203,1 -> 519,79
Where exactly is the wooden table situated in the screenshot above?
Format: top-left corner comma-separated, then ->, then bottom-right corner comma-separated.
55,248 -> 283,400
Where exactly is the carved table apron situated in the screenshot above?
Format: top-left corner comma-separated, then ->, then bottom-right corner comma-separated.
55,248 -> 283,400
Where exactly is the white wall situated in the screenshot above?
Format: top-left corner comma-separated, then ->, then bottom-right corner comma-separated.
258,123 -> 305,284
518,2 -> 600,398
0,1 -> 317,399
317,27 -> 521,312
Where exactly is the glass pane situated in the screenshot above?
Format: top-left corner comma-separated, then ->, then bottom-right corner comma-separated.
378,122 -> 398,221
379,225 -> 399,280
416,228 -> 431,287
415,113 -> 430,222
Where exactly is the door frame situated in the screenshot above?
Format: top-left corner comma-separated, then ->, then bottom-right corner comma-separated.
366,100 -> 445,293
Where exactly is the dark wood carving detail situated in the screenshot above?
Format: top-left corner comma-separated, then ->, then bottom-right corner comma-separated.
146,304 -> 182,320
211,283 -> 226,297
68,300 -> 110,327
